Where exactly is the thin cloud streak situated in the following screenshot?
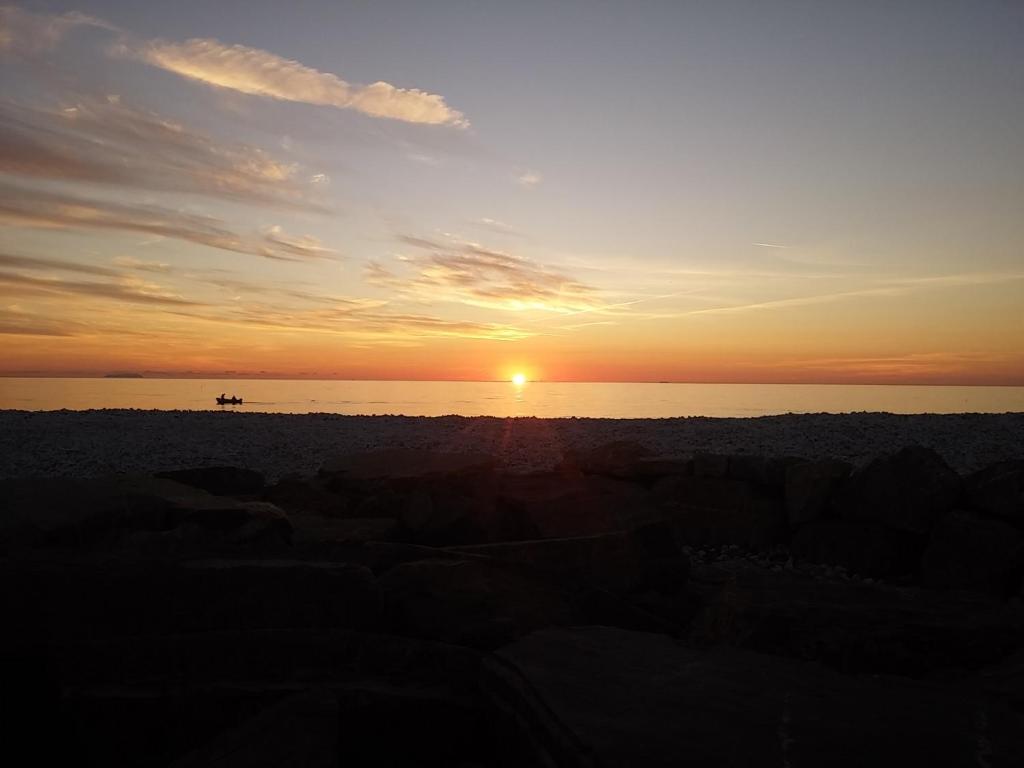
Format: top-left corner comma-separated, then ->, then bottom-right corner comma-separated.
0,184 -> 336,262
0,270 -> 204,307
371,234 -> 599,313
118,37 -> 468,127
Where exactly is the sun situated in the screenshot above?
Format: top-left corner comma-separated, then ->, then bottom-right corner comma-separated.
511,372 -> 527,386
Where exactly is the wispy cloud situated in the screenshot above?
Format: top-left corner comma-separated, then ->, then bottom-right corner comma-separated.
0,306 -> 83,336
516,170 -> 542,188
0,269 -> 204,307
0,251 -> 119,277
0,6 -> 114,55
117,37 -> 468,127
367,234 -> 600,313
682,272 -> 1024,317
0,184 -> 336,262
753,242 -> 788,248
0,98 -> 324,210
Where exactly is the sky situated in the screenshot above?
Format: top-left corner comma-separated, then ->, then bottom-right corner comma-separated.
0,1 -> 1022,384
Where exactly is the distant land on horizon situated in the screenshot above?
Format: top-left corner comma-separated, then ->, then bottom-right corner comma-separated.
103,373 -> 145,379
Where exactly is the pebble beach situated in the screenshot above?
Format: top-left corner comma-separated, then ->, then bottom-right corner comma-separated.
2,409 -> 1023,480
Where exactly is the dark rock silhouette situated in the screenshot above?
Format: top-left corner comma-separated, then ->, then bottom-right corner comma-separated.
4,442 -> 1024,765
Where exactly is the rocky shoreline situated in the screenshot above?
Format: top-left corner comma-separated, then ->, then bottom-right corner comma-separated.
3,434 -> 1024,765
2,409 -> 1024,480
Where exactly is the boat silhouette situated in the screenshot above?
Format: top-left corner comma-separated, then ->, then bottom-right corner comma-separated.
216,395 -> 243,405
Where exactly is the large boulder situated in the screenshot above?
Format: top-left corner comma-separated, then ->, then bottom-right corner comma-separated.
921,512 -> 1024,595
653,474 -> 787,550
1,559 -> 382,641
171,689 -> 338,768
495,471 -> 662,539
378,557 -> 579,648
288,515 -> 399,559
791,519 -> 924,580
728,454 -> 804,489
0,476 -> 291,554
785,458 -> 851,526
559,440 -> 654,478
155,466 -> 265,497
483,627 -> 1024,767
262,474 -> 352,518
686,559 -> 1024,675
448,524 -> 689,597
837,446 -> 962,534
965,460 -> 1024,528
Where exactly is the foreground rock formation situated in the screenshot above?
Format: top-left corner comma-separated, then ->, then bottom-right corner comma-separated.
2,444 -> 1023,765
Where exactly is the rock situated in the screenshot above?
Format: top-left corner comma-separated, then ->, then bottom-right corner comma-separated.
965,460 -> 1024,528
729,454 -> 803,488
483,626 -> 1024,767
448,524 -> 689,597
155,466 -> 265,496
921,512 -> 1024,595
559,440 -> 653,478
0,476 -> 291,554
289,515 -> 399,557
171,689 -> 338,768
791,519 -> 923,580
319,449 -> 496,484
654,474 -> 787,550
1,559 -> 382,640
332,681 -> 488,766
397,481 -> 535,546
686,559 -> 1024,675
692,452 -> 730,478
785,458 -> 851,526
837,446 -> 962,534
496,471 -> 662,539
379,557 -> 579,648
261,474 -> 351,518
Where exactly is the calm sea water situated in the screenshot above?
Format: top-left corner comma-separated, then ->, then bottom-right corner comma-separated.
0,378 -> 1022,418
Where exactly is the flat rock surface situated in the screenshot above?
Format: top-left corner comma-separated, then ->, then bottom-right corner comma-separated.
2,410 -> 1023,480
487,626 -> 1024,767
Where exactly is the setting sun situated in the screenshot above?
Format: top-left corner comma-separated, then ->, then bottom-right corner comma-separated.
512,373 -> 527,386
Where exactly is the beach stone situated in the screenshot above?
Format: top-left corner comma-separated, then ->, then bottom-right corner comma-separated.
965,460 -> 1024,528
171,689 -> 338,768
155,466 -> 265,496
559,440 -> 653,478
921,511 -> 1024,595
686,559 -> 1024,675
447,524 -> 689,597
653,474 -> 787,550
837,446 -> 962,534
785,458 -> 851,526
791,519 -> 924,580
483,626 -> 1024,767
495,471 -> 662,539
379,557 -> 579,648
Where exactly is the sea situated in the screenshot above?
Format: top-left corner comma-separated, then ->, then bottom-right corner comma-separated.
1,378 -> 1022,418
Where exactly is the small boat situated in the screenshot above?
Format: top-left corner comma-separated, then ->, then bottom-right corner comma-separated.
216,396 -> 243,405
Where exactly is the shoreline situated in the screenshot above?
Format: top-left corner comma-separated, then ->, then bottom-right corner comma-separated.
3,409 -> 1023,480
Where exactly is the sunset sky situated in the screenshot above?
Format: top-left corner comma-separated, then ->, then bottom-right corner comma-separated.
1,1 -> 1022,384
